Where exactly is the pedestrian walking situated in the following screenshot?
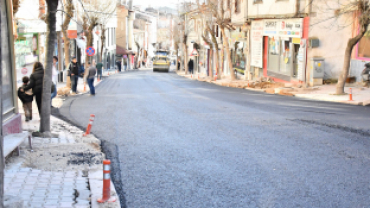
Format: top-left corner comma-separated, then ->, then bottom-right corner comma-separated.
87,62 -> 97,95
96,61 -> 103,80
188,59 -> 194,74
51,82 -> 56,107
52,56 -> 58,86
22,62 -> 44,115
116,60 -> 122,72
69,57 -> 80,95
177,59 -> 181,71
18,76 -> 33,122
123,58 -> 127,71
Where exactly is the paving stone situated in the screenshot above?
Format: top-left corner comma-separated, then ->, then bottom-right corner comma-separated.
59,202 -> 74,207
46,195 -> 60,200
33,190 -> 48,196
31,196 -> 45,202
44,200 -> 59,206
23,185 -> 36,190
20,189 -> 34,195
59,196 -> 74,202
36,183 -> 49,188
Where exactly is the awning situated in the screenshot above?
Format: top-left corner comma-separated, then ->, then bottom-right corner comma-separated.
17,19 -> 47,33
116,46 -> 136,55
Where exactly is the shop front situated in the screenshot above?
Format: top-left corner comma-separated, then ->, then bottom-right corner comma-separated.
2,0 -> 22,136
230,28 -> 247,75
251,18 -> 308,83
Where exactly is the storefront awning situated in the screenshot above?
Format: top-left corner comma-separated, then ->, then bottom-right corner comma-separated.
116,46 -> 136,55
17,19 -> 46,33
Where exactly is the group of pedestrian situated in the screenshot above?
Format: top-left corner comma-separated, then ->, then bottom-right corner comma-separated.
177,59 -> 195,74
17,57 -> 99,122
18,61 -> 56,122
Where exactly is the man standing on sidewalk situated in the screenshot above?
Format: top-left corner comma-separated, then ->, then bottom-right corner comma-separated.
96,61 -> 103,81
69,57 -> 80,95
87,61 -> 97,95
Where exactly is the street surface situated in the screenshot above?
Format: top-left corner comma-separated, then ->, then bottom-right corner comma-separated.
58,69 -> 370,208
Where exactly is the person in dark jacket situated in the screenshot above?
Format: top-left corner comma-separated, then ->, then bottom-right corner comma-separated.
188,59 -> 194,74
22,62 -> 44,115
69,57 -> 80,94
87,61 -> 97,95
177,59 -> 181,71
18,76 -> 34,121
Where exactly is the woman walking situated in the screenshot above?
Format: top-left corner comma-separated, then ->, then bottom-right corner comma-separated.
22,62 -> 44,115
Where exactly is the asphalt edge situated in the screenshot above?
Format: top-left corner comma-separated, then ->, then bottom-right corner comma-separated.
175,72 -> 370,107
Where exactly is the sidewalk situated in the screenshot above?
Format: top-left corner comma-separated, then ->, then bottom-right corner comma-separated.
3,100 -> 121,207
176,71 -> 370,106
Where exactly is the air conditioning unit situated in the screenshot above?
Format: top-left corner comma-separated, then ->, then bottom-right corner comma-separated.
121,0 -> 127,5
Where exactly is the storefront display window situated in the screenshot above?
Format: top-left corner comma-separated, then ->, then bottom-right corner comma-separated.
15,34 -> 38,69
1,0 -> 16,120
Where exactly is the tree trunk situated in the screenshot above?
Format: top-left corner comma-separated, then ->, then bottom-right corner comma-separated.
221,27 -> 236,80
0,3 -> 4,205
244,29 -> 251,80
209,49 -> 213,78
336,27 -> 366,94
100,27 -> 106,62
84,23 -> 96,80
207,27 -> 220,79
40,0 -> 58,133
183,43 -> 188,74
61,0 -> 73,88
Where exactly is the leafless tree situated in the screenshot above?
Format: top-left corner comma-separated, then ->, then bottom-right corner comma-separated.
39,0 -> 59,134
207,0 -> 236,80
61,0 -> 74,88
81,0 -> 116,78
334,0 -> 370,94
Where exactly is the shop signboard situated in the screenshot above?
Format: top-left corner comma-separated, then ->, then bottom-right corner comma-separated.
251,20 -> 263,68
67,21 -> 77,39
263,18 -> 303,38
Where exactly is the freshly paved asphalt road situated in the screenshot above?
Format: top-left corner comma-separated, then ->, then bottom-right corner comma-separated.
59,69 -> 370,208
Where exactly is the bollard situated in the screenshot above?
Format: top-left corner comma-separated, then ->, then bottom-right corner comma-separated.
83,114 -> 95,137
248,82 -> 250,88
215,72 -> 217,81
97,160 -> 116,203
348,88 -> 353,101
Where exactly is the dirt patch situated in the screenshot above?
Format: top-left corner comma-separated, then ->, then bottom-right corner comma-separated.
22,143 -> 104,171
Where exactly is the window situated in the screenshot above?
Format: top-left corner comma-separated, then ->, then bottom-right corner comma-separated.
253,0 -> 262,3
358,36 -> 370,58
1,0 -> 16,120
235,0 -> 240,13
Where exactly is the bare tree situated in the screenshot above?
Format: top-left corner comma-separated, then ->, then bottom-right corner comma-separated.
335,1 -> 370,94
81,0 -> 116,78
214,0 -> 236,80
197,0 -> 221,79
38,0 -> 46,21
61,0 -> 74,88
40,0 -> 59,134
